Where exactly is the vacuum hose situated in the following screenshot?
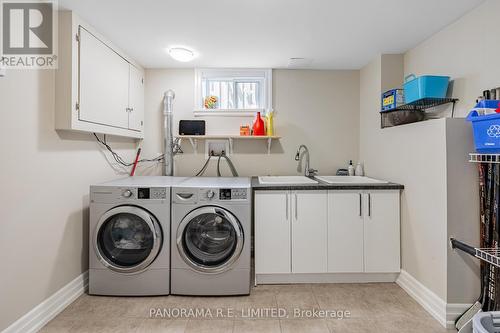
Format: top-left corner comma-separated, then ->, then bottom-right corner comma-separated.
163,90 -> 175,176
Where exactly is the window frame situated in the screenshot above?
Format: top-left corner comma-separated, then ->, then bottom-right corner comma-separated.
194,68 -> 272,116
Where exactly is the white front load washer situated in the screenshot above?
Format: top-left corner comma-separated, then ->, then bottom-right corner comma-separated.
171,177 -> 252,296
89,176 -> 185,296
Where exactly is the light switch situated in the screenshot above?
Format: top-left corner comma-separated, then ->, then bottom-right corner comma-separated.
0,67 -> 6,77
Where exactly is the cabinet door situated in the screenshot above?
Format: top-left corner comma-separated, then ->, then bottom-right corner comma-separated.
255,191 -> 291,274
327,191 -> 364,272
78,27 -> 129,129
128,64 -> 144,131
292,190 -> 328,273
364,191 -> 400,273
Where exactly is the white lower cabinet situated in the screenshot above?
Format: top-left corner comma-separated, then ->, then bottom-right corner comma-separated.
255,190 -> 328,274
255,191 -> 291,274
255,189 -> 400,281
327,191 -> 364,272
363,191 -> 400,272
327,190 -> 400,274
292,191 -> 328,273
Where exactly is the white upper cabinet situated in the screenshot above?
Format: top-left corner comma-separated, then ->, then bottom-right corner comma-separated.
56,11 -> 144,138
78,27 -> 129,129
128,64 -> 145,131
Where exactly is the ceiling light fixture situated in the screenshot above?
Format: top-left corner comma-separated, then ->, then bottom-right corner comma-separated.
288,57 -> 313,68
168,47 -> 196,62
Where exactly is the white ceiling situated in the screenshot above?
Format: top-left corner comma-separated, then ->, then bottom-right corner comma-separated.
58,0 -> 484,69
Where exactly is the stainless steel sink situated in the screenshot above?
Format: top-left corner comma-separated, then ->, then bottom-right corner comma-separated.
314,176 -> 388,184
258,176 -> 318,185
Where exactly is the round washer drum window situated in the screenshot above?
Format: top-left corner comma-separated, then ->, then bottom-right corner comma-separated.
97,212 -> 155,267
182,212 -> 238,267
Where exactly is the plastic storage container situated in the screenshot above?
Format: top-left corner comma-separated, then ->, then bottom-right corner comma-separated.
467,110 -> 500,153
473,311 -> 500,333
403,74 -> 450,104
471,100 -> 500,116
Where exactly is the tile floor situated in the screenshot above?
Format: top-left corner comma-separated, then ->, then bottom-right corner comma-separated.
41,283 -> 456,333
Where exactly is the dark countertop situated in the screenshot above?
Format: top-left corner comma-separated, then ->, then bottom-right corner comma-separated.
251,176 -> 404,191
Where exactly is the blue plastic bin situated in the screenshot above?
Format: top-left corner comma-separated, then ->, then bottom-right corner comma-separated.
403,74 -> 450,104
467,110 -> 500,153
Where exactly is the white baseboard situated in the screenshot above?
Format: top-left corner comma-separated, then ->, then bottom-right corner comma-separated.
2,271 -> 88,333
396,270 -> 472,329
256,272 -> 399,284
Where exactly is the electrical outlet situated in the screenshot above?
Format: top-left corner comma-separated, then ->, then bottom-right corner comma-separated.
206,140 -> 229,159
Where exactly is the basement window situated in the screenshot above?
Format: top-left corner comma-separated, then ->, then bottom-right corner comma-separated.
194,68 -> 272,116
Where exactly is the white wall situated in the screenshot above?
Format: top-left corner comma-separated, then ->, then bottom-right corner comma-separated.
400,0 -> 500,303
0,70 -> 137,331
359,47 -> 480,305
360,55 -> 449,300
404,0 -> 500,118
143,69 -> 360,177
0,67 -> 360,330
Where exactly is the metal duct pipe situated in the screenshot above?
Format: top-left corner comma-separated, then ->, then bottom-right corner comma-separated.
163,90 -> 175,176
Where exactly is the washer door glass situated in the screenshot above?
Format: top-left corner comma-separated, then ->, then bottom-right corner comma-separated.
96,206 -> 161,273
179,207 -> 243,272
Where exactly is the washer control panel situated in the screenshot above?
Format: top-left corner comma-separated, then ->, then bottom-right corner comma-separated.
220,188 -> 248,201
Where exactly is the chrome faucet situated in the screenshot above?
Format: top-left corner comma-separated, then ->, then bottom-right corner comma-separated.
295,145 -> 318,177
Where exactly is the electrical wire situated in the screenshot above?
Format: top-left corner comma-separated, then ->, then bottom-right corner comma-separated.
93,133 -> 164,167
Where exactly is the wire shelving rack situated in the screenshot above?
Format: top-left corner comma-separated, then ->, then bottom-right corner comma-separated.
451,154 -> 500,270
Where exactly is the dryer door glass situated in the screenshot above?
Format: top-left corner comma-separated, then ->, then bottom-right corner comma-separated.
96,206 -> 162,273
179,206 -> 243,272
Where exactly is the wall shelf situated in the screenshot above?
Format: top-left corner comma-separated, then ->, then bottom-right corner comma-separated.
469,153 -> 500,164
450,238 -> 500,268
175,135 -> 281,155
383,97 -> 459,112
380,98 -> 458,128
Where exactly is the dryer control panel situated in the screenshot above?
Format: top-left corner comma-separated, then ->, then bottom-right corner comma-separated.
137,187 -> 167,200
90,186 -> 168,204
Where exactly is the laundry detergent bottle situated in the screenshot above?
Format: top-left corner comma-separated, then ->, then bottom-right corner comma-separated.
252,112 -> 265,136
265,111 -> 274,136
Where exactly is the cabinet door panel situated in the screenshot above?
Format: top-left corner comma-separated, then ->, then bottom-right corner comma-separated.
364,191 -> 400,273
255,191 -> 291,274
78,27 -> 129,129
328,191 -> 364,272
128,64 -> 144,131
292,190 -> 328,273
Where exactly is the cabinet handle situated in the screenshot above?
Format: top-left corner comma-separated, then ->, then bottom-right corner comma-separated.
359,193 -> 362,217
286,193 -> 289,221
295,192 -> 298,219
368,193 -> 372,217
